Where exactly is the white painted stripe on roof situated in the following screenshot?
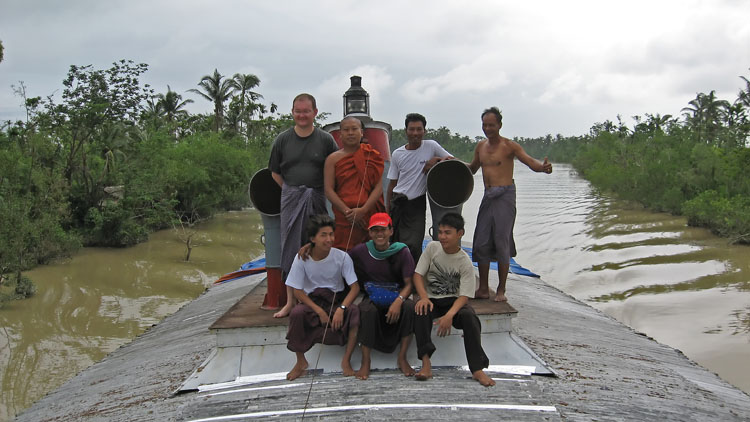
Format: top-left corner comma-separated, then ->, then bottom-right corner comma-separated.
200,383 -> 305,397
197,372 -> 289,392
481,365 -> 537,375
187,403 -> 558,421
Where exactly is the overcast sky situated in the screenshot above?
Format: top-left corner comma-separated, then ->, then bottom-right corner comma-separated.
1,0 -> 749,139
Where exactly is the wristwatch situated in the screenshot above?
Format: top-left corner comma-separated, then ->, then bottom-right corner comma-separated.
339,305 -> 347,310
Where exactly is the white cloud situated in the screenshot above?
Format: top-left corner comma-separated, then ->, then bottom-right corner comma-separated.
400,55 -> 511,102
1,0 -> 749,138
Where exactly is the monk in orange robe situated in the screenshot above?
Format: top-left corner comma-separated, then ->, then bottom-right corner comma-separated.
324,117 -> 385,250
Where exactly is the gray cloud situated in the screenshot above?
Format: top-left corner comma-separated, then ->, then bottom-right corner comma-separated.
1,0 -> 748,139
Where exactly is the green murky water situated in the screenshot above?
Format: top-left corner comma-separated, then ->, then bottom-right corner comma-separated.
0,211 -> 264,420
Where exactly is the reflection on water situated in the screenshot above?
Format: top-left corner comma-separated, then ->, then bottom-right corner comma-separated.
0,211 -> 264,420
465,163 -> 749,395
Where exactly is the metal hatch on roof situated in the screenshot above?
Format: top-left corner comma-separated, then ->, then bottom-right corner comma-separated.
178,280 -> 554,394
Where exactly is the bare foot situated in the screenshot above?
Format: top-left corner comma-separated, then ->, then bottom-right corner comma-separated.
398,356 -> 415,377
474,288 -> 490,299
286,361 -> 308,380
355,360 -> 370,380
472,369 -> 496,387
493,292 -> 508,302
341,360 -> 355,377
273,304 -> 293,318
415,370 -> 432,381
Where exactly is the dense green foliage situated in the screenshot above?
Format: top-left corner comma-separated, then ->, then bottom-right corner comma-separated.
0,60 -> 291,304
515,70 -> 750,244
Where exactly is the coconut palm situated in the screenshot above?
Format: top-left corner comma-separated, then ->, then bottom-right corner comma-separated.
232,73 -> 262,104
644,113 -> 674,134
738,69 -> 750,110
681,91 -> 730,144
230,73 -> 263,132
189,69 -> 236,131
157,85 -> 193,123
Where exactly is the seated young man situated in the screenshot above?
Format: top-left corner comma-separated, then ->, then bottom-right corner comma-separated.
285,214 -> 360,381
412,213 -> 495,387
348,212 -> 416,380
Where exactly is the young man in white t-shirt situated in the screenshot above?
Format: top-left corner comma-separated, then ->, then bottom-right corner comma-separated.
412,213 -> 495,387
386,113 -> 453,263
284,214 -> 361,380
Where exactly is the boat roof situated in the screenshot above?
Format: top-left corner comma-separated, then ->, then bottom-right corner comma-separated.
15,270 -> 750,421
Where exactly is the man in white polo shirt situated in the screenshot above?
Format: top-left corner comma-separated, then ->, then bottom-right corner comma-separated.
386,113 -> 453,263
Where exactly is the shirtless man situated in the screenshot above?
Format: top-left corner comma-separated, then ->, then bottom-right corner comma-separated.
468,107 -> 552,302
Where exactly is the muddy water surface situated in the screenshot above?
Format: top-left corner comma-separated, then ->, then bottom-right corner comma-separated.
0,211 -> 264,420
452,163 -> 750,395
3,162 -> 750,419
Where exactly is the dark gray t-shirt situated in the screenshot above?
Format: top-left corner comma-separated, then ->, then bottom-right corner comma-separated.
268,127 -> 338,188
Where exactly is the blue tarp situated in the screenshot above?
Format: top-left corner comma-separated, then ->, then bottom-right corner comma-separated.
217,241 -> 539,285
420,239 -> 539,278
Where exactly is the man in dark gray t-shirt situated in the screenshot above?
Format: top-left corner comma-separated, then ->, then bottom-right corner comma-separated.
268,126 -> 337,189
267,93 -> 338,318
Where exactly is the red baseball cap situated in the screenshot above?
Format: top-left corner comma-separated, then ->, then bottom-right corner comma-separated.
368,212 -> 392,229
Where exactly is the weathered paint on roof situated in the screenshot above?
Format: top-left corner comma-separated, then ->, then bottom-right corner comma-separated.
15,271 -> 750,421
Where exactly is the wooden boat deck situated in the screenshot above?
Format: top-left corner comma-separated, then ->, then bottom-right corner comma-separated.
209,277 -> 518,331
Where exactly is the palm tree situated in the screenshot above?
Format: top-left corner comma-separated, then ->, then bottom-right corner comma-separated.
98,123 -> 129,182
231,73 -> 262,132
644,113 -> 674,134
681,91 -> 730,144
157,85 -> 193,123
232,73 -> 262,104
189,69 -> 236,131
738,69 -> 750,110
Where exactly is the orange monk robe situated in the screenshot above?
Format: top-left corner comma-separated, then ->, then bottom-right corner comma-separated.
333,143 -> 386,250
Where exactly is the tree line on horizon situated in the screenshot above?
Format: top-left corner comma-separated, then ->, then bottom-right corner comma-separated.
1,56 -> 748,306
516,69 -> 750,244
0,59 -> 301,305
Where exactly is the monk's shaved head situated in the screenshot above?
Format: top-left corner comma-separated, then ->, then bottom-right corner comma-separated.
341,116 -> 363,129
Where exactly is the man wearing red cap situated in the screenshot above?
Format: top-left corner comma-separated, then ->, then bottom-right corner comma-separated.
347,212 -> 417,380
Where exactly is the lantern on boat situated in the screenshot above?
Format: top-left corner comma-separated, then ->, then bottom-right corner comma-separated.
323,76 -> 392,196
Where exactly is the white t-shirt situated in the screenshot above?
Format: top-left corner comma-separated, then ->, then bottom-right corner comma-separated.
285,248 -> 358,294
415,241 -> 476,299
387,139 -> 452,200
